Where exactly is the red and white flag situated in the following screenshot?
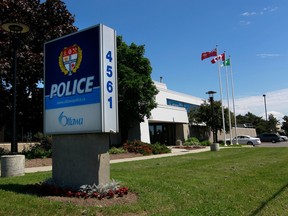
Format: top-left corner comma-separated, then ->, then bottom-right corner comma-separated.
201,48 -> 217,60
211,53 -> 225,64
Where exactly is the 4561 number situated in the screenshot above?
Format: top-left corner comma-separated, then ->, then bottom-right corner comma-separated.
106,51 -> 113,108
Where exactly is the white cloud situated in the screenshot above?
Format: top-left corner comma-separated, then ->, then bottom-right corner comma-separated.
264,6 -> 278,12
241,6 -> 278,17
239,20 -> 251,26
231,89 -> 288,121
256,53 -> 280,58
241,12 -> 257,16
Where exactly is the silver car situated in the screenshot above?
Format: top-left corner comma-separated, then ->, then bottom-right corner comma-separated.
226,135 -> 261,145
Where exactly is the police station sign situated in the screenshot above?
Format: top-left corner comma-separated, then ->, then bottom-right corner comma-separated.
44,24 -> 118,134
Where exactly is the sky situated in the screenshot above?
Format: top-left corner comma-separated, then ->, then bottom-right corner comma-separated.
62,0 -> 288,121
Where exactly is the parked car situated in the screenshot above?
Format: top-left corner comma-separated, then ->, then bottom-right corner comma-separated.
280,135 -> 288,141
257,133 -> 281,143
226,135 -> 261,145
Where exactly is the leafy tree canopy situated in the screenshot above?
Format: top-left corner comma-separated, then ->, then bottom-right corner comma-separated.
189,100 -> 232,139
117,36 -> 158,141
267,114 -> 278,133
1,0 -> 77,88
236,112 -> 279,134
0,0 -> 77,138
282,115 -> 288,135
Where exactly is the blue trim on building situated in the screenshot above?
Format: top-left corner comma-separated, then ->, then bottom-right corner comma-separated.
166,98 -> 199,112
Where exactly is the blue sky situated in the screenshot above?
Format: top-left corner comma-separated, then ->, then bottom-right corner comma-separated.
63,0 -> 288,121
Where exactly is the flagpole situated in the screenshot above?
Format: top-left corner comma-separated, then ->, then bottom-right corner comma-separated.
224,52 -> 233,145
229,56 -> 239,144
216,46 -> 227,146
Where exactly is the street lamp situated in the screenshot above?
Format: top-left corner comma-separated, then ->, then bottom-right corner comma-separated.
2,22 -> 29,154
206,91 -> 217,144
263,94 -> 268,121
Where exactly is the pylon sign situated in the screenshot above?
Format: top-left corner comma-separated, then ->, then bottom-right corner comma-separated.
44,24 -> 118,134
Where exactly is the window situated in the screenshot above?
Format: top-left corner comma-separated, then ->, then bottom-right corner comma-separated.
166,99 -> 198,112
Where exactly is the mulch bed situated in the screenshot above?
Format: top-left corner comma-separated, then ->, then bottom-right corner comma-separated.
45,192 -> 138,207
25,152 -> 143,168
24,183 -> 137,207
173,145 -> 206,150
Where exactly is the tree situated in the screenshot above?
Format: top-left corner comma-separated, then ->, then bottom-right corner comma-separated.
236,112 -> 279,134
236,112 -> 265,134
267,114 -> 278,133
0,0 -> 77,140
189,100 -> 232,142
282,116 -> 288,135
117,36 -> 158,142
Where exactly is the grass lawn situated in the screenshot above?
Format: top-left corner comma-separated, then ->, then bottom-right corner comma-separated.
1,147 -> 288,215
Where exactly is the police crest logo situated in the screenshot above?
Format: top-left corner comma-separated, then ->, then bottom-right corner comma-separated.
58,44 -> 83,76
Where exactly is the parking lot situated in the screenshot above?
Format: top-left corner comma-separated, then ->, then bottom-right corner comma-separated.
257,141 -> 288,147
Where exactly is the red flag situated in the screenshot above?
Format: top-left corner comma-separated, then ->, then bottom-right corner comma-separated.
201,48 -> 217,60
211,53 -> 225,64
219,53 -> 225,61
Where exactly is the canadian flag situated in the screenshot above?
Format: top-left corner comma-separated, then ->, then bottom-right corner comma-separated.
211,53 -> 225,64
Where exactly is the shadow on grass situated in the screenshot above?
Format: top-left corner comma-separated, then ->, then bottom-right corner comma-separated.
249,182 -> 288,215
0,183 -> 39,196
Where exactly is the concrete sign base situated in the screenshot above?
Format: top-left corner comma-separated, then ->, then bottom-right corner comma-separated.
52,133 -> 110,189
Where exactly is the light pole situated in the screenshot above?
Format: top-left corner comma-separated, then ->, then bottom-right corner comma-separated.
263,94 -> 268,121
2,22 -> 29,154
206,91 -> 217,145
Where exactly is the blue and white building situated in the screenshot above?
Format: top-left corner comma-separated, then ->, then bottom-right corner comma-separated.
127,80 -> 203,145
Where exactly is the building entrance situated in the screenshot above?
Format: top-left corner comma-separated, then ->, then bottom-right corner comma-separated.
149,123 -> 176,146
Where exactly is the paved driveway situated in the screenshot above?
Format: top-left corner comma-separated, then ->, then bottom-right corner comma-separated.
256,141 -> 288,147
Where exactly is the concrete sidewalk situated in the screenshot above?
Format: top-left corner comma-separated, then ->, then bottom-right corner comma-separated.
24,147 -> 210,173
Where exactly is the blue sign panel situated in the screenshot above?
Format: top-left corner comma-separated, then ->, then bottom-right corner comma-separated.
44,25 -> 104,134
44,24 -> 118,134
45,27 -> 100,109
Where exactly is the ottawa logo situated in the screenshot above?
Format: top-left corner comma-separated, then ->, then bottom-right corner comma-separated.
58,111 -> 83,127
58,44 -> 83,76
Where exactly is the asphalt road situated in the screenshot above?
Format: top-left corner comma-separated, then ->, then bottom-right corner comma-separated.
256,141 -> 288,147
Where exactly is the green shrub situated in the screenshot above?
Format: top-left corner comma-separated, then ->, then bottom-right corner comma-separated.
123,140 -> 151,155
109,147 -> 127,154
200,140 -> 211,146
218,140 -> 224,145
0,147 -> 9,156
123,140 -> 171,155
22,132 -> 52,159
34,132 -> 52,151
151,142 -> 171,154
22,144 -> 52,159
183,137 -> 200,146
